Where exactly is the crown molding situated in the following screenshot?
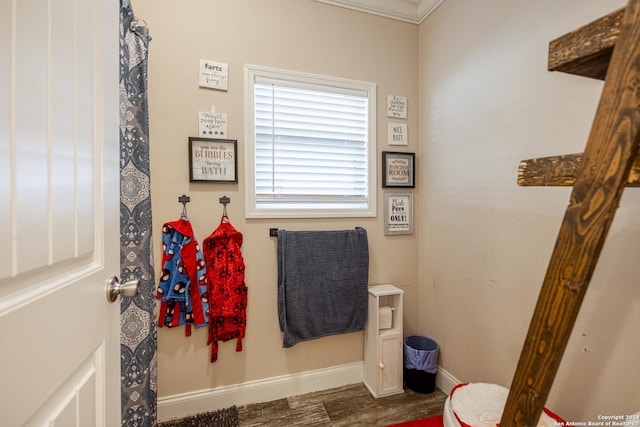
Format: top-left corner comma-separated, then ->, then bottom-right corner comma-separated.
312,0 -> 444,24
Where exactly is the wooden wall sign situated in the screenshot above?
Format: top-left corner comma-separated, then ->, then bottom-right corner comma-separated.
189,137 -> 237,183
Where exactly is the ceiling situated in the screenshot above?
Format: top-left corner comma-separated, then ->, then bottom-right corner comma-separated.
312,0 -> 444,24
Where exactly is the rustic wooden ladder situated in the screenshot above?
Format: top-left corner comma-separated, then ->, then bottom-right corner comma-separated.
501,1 -> 640,425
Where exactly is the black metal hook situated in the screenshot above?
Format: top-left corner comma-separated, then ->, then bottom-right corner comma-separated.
219,195 -> 230,216
178,194 -> 190,216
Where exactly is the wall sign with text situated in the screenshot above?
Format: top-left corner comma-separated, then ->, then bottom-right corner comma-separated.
199,59 -> 229,90
386,95 -> 407,119
189,137 -> 237,183
198,111 -> 228,137
387,123 -> 408,146
382,151 -> 415,188
384,192 -> 413,235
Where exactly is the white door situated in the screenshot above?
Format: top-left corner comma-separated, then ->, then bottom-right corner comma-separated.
0,0 -> 121,426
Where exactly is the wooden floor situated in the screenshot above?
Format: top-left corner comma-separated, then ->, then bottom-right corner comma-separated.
236,383 -> 447,426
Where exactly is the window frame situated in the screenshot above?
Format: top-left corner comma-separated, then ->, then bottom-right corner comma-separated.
244,64 -> 377,219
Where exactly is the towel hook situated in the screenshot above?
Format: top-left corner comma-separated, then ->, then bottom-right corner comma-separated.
178,194 -> 190,216
219,195 -> 230,217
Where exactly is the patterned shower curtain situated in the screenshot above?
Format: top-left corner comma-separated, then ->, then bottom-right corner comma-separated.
119,1 -> 157,426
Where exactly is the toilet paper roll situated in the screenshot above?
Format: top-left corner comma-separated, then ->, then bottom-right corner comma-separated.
379,306 -> 393,329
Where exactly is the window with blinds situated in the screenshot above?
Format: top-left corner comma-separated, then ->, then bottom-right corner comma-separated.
245,65 -> 377,218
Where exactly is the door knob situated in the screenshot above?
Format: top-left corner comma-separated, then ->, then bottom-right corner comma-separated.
106,276 -> 141,303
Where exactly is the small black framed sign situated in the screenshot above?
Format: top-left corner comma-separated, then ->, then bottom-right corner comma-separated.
189,137 -> 237,183
382,151 -> 415,188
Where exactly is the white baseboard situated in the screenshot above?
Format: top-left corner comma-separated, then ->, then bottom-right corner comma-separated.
157,361 -> 364,422
435,365 -> 460,396
158,362 -> 460,422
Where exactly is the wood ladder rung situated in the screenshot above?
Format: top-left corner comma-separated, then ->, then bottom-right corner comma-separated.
548,7 -> 625,80
532,7 -> 632,191
518,152 -> 640,187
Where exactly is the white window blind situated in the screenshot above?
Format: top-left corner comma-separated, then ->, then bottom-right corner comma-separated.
245,65 -> 377,218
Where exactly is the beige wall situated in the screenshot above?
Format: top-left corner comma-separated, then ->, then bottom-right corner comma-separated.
134,0 -> 419,398
136,0 -> 640,418
418,0 -> 640,420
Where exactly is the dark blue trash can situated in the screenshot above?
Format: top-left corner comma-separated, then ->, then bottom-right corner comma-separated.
403,336 -> 438,393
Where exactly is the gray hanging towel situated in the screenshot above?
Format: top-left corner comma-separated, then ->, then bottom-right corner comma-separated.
277,228 -> 369,348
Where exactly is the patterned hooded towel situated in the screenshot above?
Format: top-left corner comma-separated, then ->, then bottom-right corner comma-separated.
156,215 -> 209,336
203,215 -> 248,363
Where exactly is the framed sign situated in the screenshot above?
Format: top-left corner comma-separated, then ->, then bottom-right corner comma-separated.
382,151 -> 415,188
189,137 -> 238,183
384,192 -> 413,235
